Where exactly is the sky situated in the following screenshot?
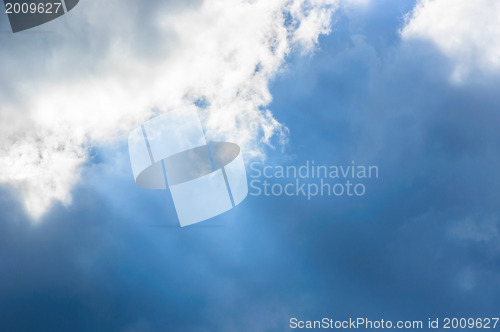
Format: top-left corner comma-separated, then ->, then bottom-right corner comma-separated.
1,0 -> 500,331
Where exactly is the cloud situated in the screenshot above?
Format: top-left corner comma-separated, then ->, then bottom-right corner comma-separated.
0,0 -> 339,219
448,216 -> 500,251
401,0 -> 500,82
3,2 -> 500,330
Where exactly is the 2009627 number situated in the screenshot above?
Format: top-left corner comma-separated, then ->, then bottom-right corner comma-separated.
443,318 -> 499,329
5,2 -> 62,14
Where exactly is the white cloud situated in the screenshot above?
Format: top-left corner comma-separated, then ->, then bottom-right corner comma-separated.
401,0 -> 500,82
0,0 -> 338,219
449,216 -> 500,248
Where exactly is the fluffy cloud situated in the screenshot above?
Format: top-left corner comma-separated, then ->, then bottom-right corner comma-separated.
0,0 -> 338,219
401,0 -> 500,82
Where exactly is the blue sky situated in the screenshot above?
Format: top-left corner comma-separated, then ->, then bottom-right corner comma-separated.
2,0 -> 500,331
